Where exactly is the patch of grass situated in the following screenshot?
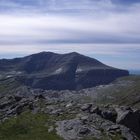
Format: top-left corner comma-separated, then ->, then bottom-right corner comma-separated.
0,77 -> 20,95
94,76 -> 140,108
0,111 -> 63,140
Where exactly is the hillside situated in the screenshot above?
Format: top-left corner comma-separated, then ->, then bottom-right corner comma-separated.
0,52 -> 129,90
0,75 -> 140,140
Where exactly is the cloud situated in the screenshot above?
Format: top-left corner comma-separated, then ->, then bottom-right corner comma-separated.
0,0 -> 140,44
0,7 -> 140,44
0,0 -> 134,14
0,0 -> 140,69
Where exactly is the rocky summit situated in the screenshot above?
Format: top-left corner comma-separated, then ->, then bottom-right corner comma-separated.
0,52 -> 129,90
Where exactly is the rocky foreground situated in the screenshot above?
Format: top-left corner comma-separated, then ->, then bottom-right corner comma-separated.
0,87 -> 140,140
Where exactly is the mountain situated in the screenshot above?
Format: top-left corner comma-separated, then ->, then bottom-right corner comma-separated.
1,52 -> 140,140
0,52 -> 129,90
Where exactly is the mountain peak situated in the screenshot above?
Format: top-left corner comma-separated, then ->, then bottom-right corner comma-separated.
0,52 -> 129,90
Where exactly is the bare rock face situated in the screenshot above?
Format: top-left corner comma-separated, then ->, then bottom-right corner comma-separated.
0,52 -> 129,90
115,107 -> 140,137
56,114 -> 138,140
80,104 -> 140,138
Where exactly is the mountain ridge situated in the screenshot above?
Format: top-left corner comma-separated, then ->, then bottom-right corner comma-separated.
0,52 -> 129,90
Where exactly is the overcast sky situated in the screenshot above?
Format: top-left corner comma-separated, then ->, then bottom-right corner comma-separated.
0,0 -> 140,70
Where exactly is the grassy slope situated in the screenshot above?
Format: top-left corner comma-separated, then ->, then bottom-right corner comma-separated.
0,112 -> 63,140
95,75 -> 140,108
0,75 -> 140,107
0,77 -> 21,95
0,111 -> 124,140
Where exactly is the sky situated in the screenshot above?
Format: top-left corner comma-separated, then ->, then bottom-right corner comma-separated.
0,0 -> 140,70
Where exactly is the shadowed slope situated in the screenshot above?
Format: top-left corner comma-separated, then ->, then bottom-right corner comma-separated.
0,52 -> 129,90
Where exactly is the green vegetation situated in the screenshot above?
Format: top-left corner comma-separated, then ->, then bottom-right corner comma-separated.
0,77 -> 20,95
0,75 -> 140,139
111,76 -> 140,106
0,112 -> 63,140
95,76 -> 140,108
0,111 -> 121,140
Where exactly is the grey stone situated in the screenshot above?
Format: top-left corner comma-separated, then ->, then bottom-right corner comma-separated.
90,106 -> 101,115
116,107 -> 140,137
101,110 -> 117,122
81,104 -> 92,111
78,127 -> 90,135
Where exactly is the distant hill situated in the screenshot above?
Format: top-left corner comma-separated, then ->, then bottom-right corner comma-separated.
0,52 -> 129,90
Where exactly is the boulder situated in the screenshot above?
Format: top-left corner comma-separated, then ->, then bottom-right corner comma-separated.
81,104 -> 92,112
0,100 -> 14,110
14,96 -> 22,102
34,94 -> 46,100
50,109 -> 63,116
78,127 -> 90,135
80,115 -> 89,124
116,107 -> 140,137
101,110 -> 117,122
90,106 -> 101,115
56,113 -> 139,140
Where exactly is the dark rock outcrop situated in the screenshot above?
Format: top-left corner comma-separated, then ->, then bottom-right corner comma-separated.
81,103 -> 92,111
0,52 -> 129,90
80,104 -> 140,138
56,114 -> 139,140
115,107 -> 140,137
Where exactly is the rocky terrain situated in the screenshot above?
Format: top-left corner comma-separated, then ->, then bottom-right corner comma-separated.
0,75 -> 140,140
0,90 -> 139,140
0,52 -> 139,140
0,52 -> 128,90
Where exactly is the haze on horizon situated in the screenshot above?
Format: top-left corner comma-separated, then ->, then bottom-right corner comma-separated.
0,0 -> 140,70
